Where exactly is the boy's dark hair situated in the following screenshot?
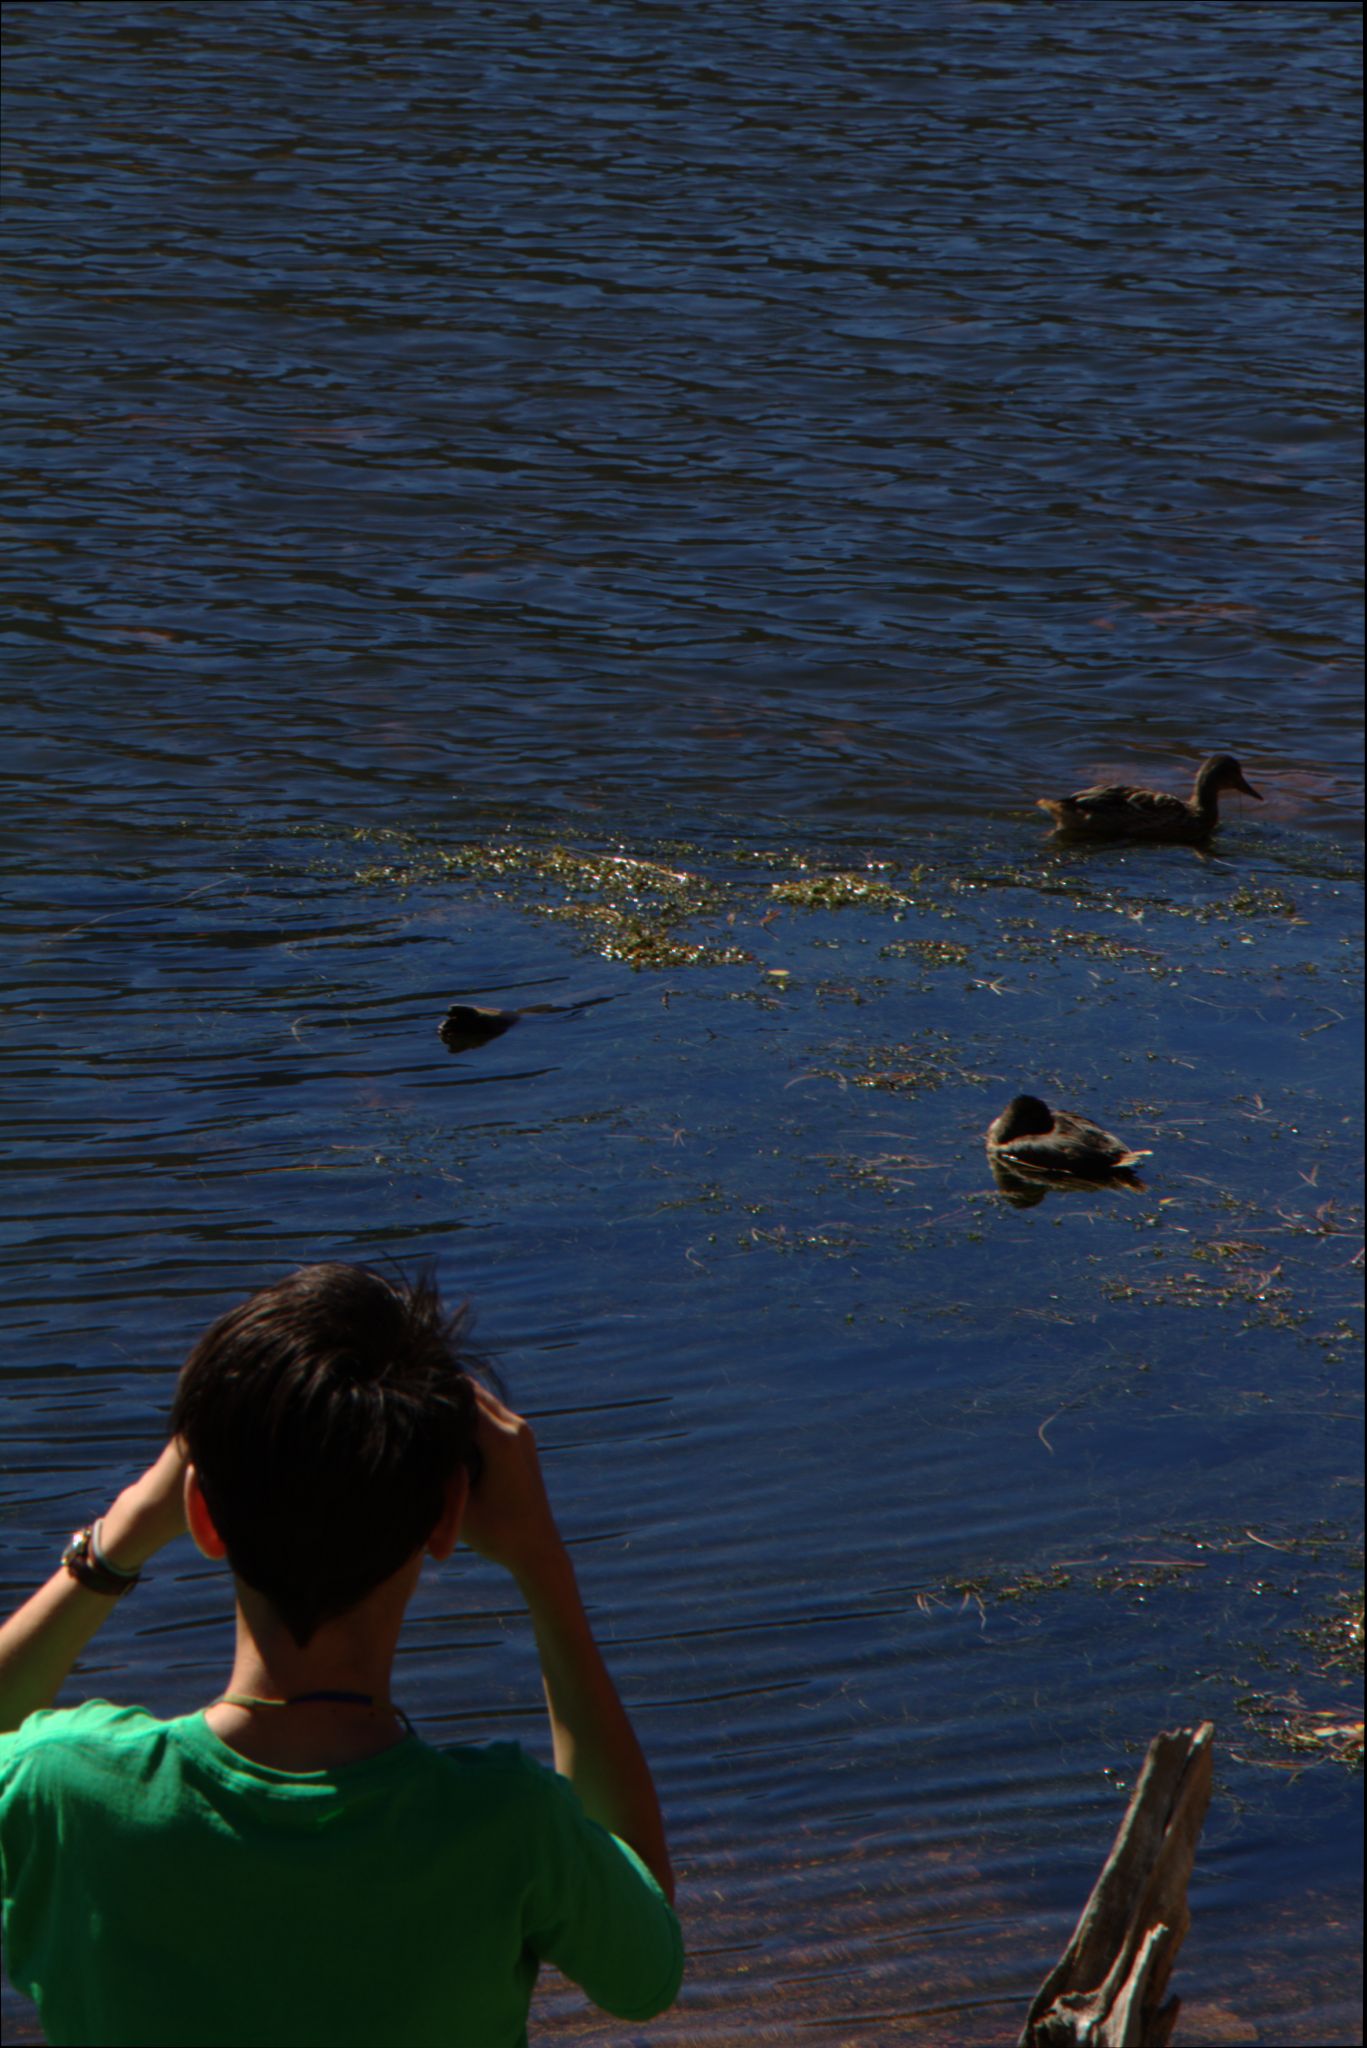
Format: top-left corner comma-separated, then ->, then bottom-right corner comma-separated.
170,1263 -> 487,1647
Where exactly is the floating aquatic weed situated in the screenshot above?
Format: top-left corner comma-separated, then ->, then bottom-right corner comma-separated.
817,1148 -> 948,1201
941,1532 -> 1363,1770
353,830 -> 753,969
811,1030 -> 990,1097
878,938 -> 971,967
1235,1655 -> 1365,1768
1200,883 -> 1305,923
769,868 -> 917,914
1001,926 -> 1173,972
726,987 -> 787,1012
1249,1707 -> 1364,1767
532,897 -> 751,969
1295,1588 -> 1365,1678
1100,1252 -> 1304,1328
741,1222 -> 861,1256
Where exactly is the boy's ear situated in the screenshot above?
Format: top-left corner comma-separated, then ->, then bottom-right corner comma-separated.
427,1468 -> 469,1563
184,1465 -> 229,1561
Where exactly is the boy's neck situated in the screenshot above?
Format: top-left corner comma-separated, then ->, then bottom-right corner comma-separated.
204,1580 -> 412,1769
203,1695 -> 410,1768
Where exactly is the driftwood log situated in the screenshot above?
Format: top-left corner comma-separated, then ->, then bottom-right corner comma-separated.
1020,1722 -> 1215,2048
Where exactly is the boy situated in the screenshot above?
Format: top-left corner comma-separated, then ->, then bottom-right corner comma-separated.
0,1263 -> 683,2046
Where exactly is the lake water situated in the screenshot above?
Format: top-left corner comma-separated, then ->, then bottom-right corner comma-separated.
2,3 -> 1362,2042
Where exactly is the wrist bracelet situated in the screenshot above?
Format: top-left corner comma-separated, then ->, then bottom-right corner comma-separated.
91,1518 -> 142,1581
62,1524 -> 141,1598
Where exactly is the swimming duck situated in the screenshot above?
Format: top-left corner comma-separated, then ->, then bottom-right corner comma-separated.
985,1094 -> 1151,1183
438,1004 -> 520,1053
1037,753 -> 1262,841
437,991 -> 615,1054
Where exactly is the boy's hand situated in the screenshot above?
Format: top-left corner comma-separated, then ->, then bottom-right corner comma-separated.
460,1385 -> 567,1587
97,1440 -> 191,1574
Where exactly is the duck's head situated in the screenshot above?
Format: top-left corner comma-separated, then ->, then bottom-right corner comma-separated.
1198,754 -> 1262,802
993,1094 -> 1053,1140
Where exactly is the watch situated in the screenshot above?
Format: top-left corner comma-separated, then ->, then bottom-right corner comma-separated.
62,1523 -> 141,1597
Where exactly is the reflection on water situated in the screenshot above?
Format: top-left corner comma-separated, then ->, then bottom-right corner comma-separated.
2,0 -> 1362,2040
987,1156 -> 1146,1208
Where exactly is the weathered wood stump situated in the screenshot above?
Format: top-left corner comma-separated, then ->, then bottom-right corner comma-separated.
1020,1721 -> 1215,2048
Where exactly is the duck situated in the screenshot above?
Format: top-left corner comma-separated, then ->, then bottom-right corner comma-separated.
438,1004 -> 520,1054
437,991 -> 614,1054
985,1094 -> 1151,1184
1036,753 -> 1262,841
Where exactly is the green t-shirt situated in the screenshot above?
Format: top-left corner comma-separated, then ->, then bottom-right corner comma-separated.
0,1699 -> 682,2047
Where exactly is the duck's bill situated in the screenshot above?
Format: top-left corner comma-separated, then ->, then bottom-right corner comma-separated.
1235,773 -> 1263,799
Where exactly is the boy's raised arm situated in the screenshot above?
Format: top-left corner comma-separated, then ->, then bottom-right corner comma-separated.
460,1386 -> 675,1903
0,1442 -> 189,1733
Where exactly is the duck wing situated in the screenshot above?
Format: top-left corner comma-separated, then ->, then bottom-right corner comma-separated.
1040,780 -> 1193,829
1049,1110 -> 1153,1170
989,1132 -> 1079,1172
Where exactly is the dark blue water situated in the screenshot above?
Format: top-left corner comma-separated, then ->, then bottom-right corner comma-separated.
2,4 -> 1362,2041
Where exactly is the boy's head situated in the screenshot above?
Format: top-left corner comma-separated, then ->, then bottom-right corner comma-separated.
170,1263 -> 486,1646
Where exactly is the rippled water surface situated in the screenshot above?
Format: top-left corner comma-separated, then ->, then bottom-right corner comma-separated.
3,3 -> 1362,2042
